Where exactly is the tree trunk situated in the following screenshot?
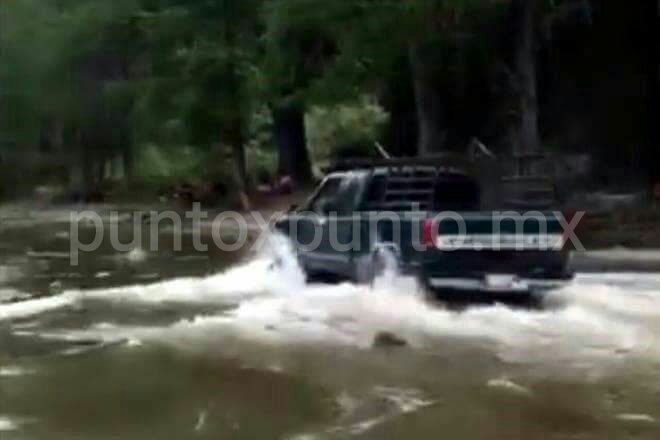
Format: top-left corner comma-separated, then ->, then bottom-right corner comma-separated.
224,120 -> 250,210
232,142 -> 247,191
121,124 -> 133,180
273,102 -> 313,186
409,44 -> 447,156
232,142 -> 250,210
122,147 -> 133,180
81,138 -> 95,190
512,0 -> 541,155
381,56 -> 419,157
644,0 -> 659,182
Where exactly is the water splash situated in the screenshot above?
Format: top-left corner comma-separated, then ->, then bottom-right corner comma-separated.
0,288 -> 30,304
7,235 -> 660,372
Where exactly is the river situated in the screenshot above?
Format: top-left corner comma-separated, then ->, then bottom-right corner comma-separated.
0,209 -> 659,439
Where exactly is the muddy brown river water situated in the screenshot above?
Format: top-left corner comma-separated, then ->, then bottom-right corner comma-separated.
1,208 -> 659,439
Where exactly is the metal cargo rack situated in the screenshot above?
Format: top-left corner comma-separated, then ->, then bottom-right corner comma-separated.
325,155 -> 479,211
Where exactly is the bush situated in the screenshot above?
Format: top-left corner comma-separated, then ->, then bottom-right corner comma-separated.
135,144 -> 210,179
247,145 -> 278,184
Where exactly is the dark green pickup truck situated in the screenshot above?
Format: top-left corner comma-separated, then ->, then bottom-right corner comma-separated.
275,159 -> 575,295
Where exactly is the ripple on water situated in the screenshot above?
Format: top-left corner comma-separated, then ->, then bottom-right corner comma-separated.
290,387 -> 436,439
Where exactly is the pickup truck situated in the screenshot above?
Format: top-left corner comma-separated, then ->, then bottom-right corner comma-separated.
275,159 -> 574,295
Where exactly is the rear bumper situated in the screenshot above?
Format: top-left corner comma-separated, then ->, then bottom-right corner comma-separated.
425,276 -> 572,293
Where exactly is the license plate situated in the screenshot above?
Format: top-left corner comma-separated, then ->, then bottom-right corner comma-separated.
486,274 -> 517,289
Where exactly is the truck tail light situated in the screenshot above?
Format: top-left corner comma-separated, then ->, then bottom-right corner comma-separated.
422,219 -> 439,247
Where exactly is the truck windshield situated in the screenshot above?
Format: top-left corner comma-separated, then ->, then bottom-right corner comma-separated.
309,176 -> 361,215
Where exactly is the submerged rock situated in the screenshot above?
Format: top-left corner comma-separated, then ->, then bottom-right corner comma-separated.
48,280 -> 63,295
372,331 -> 408,348
126,248 -> 148,263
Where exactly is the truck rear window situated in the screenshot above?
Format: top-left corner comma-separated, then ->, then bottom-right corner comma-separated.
363,172 -> 481,211
433,178 -> 481,211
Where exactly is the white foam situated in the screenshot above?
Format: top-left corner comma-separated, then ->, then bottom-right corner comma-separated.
82,236 -> 304,305
487,378 -> 533,396
0,416 -> 18,432
616,413 -> 656,423
27,268 -> 660,371
292,387 -> 435,438
33,266 -> 660,372
372,386 -> 437,414
0,238 -> 296,325
26,250 -> 70,260
54,231 -> 70,240
194,410 -> 207,432
0,293 -> 77,321
15,236 -> 660,371
122,270 -> 654,377
584,248 -> 660,262
0,288 -> 30,304
125,248 -> 148,263
0,366 -> 34,378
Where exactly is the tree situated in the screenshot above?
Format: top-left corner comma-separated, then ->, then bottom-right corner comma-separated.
132,0 -> 262,196
511,0 -> 541,155
644,0 -> 660,182
272,100 -> 313,185
261,0 -> 341,185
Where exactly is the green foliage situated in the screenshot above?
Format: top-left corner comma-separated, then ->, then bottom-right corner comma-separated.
306,97 -> 389,162
0,0 -> 511,193
106,0 -> 268,191
260,0 -> 491,105
0,0 -> 59,147
135,144 -> 207,178
246,145 -> 278,183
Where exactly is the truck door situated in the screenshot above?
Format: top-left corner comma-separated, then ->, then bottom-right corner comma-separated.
305,174 -> 363,277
